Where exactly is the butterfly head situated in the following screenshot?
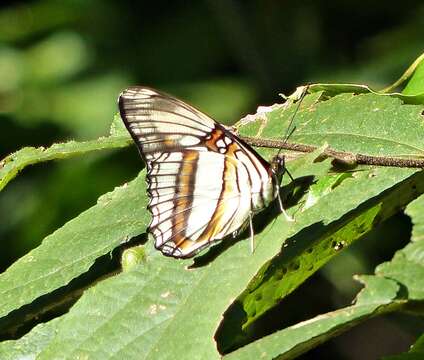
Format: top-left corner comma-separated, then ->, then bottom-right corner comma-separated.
271,154 -> 286,186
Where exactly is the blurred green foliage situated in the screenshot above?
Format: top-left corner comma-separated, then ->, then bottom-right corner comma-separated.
1,1 -> 423,359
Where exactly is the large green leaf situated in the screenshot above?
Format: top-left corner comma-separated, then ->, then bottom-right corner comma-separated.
226,168 -> 422,343
22,151 -> 324,359
224,276 -> 401,360
259,93 -> 424,157
232,91 -> 424,334
30,166 -> 422,359
376,195 -> 424,301
224,192 -> 424,360
0,172 -> 149,326
405,194 -> 424,242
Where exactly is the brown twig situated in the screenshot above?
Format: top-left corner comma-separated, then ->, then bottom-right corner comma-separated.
240,136 -> 424,168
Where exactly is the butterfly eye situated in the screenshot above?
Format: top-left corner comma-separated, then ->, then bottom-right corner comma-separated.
271,155 -> 285,174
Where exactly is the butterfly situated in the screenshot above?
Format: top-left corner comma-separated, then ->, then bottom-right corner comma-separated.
118,86 -> 288,258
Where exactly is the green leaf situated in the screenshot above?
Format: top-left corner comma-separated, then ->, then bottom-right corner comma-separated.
230,91 -> 424,338
376,240 -> 424,301
307,52 -> 424,104
259,93 -> 424,157
224,276 -> 401,360
226,192 -> 424,359
109,113 -> 128,137
0,134 -> 131,192
402,54 -> 424,96
0,318 -> 61,360
234,168 -> 420,335
24,152 -> 326,359
375,196 -> 424,301
28,166 -> 423,359
308,83 -> 424,105
303,172 -> 353,210
37,249 -> 199,359
0,152 -> 320,358
405,195 -> 424,242
0,172 -> 149,324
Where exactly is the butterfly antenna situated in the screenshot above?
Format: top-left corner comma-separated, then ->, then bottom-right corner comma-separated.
276,85 -> 310,179
277,85 -> 310,158
276,86 -> 310,223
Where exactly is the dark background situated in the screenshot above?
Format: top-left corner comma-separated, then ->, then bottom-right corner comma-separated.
1,1 -> 423,358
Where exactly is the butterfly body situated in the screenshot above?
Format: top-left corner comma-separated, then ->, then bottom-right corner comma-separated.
119,86 -> 281,258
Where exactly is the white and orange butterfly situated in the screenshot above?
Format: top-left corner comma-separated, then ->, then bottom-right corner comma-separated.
119,86 -> 289,258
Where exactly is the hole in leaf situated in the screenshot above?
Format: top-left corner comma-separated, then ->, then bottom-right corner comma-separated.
333,241 -> 345,251
274,271 -> 284,281
357,223 -> 367,234
307,264 -> 314,271
290,260 -> 300,271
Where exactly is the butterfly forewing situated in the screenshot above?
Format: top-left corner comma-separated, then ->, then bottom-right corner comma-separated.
119,86 -> 277,258
119,87 -> 214,158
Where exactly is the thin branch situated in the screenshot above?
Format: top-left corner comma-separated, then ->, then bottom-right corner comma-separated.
240,136 -> 424,168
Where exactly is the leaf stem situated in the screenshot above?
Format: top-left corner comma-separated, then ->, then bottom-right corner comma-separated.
241,136 -> 424,168
381,52 -> 424,93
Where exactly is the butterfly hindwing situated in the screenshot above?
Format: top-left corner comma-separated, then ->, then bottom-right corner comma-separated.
119,86 -> 276,258
148,150 -> 252,257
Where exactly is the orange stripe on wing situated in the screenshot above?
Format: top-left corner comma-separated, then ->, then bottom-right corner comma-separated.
171,150 -> 199,249
172,138 -> 244,256
196,142 -> 240,242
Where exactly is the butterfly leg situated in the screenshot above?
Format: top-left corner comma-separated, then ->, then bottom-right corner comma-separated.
277,191 -> 295,222
249,211 -> 255,253
276,155 -> 295,222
